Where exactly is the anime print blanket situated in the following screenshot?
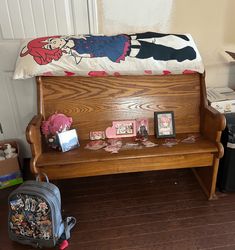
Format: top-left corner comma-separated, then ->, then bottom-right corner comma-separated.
13,32 -> 204,79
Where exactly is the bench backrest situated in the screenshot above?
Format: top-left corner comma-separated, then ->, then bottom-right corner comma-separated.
37,73 -> 203,140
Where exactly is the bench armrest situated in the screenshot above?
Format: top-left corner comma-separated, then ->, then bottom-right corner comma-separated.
26,114 -> 43,174
200,105 -> 226,158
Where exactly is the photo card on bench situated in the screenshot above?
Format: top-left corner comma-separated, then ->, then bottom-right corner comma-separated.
57,129 -> 80,152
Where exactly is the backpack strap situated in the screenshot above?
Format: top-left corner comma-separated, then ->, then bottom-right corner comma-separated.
36,172 -> 49,182
63,217 -> 77,240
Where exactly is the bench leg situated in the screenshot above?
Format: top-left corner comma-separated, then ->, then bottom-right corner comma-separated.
192,156 -> 220,200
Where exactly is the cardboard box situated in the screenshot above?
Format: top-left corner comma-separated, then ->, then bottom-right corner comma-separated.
0,140 -> 23,189
207,87 -> 235,113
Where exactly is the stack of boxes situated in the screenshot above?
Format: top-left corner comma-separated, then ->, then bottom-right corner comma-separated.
207,87 -> 235,113
0,140 -> 23,189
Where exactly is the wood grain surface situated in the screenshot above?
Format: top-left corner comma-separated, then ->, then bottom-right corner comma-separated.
25,73 -> 226,199
39,74 -> 201,139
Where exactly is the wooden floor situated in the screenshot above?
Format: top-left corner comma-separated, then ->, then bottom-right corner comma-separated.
2,169 -> 235,250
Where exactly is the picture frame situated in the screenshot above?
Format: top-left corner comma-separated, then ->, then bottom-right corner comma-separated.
105,120 -> 136,138
154,111 -> 175,138
115,121 -> 135,136
57,129 -> 79,152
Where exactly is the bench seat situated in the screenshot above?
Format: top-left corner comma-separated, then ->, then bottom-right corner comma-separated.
37,134 -> 217,179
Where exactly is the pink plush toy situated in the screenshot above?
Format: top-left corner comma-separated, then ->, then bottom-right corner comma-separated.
41,113 -> 73,136
41,113 -> 73,149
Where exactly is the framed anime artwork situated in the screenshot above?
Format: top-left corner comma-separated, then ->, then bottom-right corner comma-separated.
154,111 -> 175,138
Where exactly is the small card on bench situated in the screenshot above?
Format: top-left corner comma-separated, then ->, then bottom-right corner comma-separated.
57,129 -> 79,152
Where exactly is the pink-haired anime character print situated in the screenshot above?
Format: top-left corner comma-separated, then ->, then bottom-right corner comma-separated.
20,36 -> 64,65
20,32 -> 197,66
20,35 -> 130,65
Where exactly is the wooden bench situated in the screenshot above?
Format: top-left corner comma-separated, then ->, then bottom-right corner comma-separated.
26,73 -> 226,199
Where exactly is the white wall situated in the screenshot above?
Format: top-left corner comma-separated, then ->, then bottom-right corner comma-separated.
97,0 -> 235,88
0,38 -> 36,156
